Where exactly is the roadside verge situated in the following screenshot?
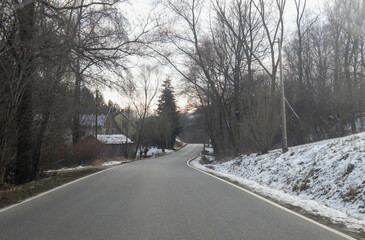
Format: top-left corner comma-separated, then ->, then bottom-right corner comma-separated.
0,163 -> 128,213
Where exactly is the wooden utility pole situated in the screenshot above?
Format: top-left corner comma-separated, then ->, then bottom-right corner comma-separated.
278,38 -> 288,153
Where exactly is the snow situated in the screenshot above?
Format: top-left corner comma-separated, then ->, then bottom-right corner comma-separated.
204,147 -> 214,155
46,160 -> 130,172
135,147 -> 174,158
46,166 -> 84,173
147,147 -> 173,157
97,134 -> 133,144
101,160 -> 129,166
192,132 -> 365,231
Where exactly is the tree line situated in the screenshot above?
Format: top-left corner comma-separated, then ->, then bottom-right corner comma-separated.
155,0 -> 365,159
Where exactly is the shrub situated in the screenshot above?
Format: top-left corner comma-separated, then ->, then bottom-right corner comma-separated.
49,136 -> 102,169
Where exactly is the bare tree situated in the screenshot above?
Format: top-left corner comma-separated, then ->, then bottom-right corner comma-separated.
251,0 -> 286,93
155,0 -> 241,158
0,0 -> 156,184
131,64 -> 160,157
10,0 -> 36,184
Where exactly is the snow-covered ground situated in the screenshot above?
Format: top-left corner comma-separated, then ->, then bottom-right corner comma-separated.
136,147 -> 174,158
101,160 -> 130,166
46,160 -> 130,172
97,134 -> 133,144
191,132 -> 365,231
46,166 -> 85,173
204,147 -> 214,155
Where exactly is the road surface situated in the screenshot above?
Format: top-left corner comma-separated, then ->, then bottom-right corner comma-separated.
0,144 -> 349,239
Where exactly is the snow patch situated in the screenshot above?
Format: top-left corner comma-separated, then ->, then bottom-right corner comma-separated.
97,134 -> 133,144
46,166 -> 84,173
147,147 -> 173,157
101,160 -> 129,166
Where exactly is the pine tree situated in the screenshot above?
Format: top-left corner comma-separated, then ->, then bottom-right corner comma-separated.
156,78 -> 180,149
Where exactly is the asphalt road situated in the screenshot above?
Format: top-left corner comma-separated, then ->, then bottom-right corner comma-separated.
0,144 -> 350,240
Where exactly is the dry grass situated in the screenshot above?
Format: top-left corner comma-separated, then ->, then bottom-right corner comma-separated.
91,156 -> 129,167
91,159 -> 103,166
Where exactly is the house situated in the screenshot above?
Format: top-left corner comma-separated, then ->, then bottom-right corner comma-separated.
77,108 -> 136,139
96,134 -> 135,158
64,107 -> 137,149
63,114 -> 107,143
80,114 -> 107,137
101,111 -> 123,135
101,109 -> 137,141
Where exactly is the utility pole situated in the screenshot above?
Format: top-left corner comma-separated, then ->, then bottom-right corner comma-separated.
278,38 -> 288,153
95,90 -> 98,138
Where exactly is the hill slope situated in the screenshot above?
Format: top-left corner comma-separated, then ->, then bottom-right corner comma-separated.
192,132 -> 365,231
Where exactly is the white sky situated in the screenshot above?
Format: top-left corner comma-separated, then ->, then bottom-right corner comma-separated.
102,0 -> 325,111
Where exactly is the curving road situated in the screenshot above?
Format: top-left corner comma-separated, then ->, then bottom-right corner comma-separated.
0,144 -> 350,239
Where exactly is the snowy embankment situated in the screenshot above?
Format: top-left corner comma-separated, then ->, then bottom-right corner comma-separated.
191,132 -> 365,231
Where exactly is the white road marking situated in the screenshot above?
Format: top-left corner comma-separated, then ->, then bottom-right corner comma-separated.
187,155 -> 356,240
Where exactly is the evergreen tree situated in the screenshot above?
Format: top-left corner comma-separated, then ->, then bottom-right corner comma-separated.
156,78 -> 180,149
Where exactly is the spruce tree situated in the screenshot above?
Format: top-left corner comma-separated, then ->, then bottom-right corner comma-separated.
156,78 -> 180,149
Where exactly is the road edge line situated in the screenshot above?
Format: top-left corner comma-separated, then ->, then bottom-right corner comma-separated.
186,155 -> 355,240
0,164 -> 126,214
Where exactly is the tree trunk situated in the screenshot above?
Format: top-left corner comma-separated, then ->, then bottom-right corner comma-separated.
72,72 -> 81,143
31,69 -> 61,179
14,1 -> 35,184
344,34 -> 356,133
134,111 -> 147,158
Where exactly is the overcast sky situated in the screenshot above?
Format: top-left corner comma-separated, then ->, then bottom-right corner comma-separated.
102,0 -> 325,110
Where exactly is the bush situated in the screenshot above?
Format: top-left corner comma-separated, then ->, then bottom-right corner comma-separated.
50,136 -> 102,169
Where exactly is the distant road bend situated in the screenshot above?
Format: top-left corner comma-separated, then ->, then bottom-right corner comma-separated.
0,144 -> 350,239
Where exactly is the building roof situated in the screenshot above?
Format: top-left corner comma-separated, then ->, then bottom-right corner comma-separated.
97,134 -> 134,145
114,113 -> 137,130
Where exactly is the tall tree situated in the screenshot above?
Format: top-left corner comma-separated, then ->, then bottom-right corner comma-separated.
156,78 -> 180,150
13,0 -> 36,184
132,65 -> 160,157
